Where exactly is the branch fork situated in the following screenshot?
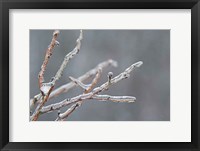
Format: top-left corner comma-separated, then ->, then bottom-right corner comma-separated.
30,30 -> 143,121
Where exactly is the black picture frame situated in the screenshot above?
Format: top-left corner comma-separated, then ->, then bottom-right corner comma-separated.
0,0 -> 199,151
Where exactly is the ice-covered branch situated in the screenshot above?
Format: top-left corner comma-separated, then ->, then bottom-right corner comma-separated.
40,61 -> 142,114
38,30 -> 59,91
92,95 -> 136,103
30,30 -> 143,121
30,86 -> 54,121
55,94 -> 135,121
69,76 -> 90,90
30,30 -> 83,121
52,30 -> 83,83
69,68 -> 102,93
49,59 -> 117,99
29,59 -> 117,109
55,103 -> 80,121
85,68 -> 102,93
56,68 -> 103,120
30,94 -> 41,109
91,61 -> 143,95
40,30 -> 83,95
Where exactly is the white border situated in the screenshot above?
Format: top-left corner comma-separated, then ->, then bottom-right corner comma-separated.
9,9 -> 191,142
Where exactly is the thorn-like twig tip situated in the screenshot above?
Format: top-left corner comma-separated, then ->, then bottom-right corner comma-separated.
135,61 -> 143,67
80,30 -> 83,39
107,72 -> 113,83
53,30 -> 60,37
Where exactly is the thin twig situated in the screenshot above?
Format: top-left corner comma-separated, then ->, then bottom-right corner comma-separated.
49,59 -> 117,99
52,30 -> 83,83
92,95 -> 136,103
56,68 -> 102,121
38,30 -> 59,91
40,61 -> 143,114
55,103 -> 80,121
30,86 -> 54,121
55,94 -> 135,121
85,68 -> 102,93
29,59 -> 117,109
30,94 -> 41,110
30,30 -> 83,121
68,68 -> 102,93
31,30 -> 143,121
68,76 -> 90,90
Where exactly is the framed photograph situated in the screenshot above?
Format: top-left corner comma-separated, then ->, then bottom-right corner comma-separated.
0,0 -> 199,150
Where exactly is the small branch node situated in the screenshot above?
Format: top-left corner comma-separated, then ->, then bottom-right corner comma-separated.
107,72 -> 113,83
53,30 -> 60,37
58,110 -> 61,116
31,30 -> 143,121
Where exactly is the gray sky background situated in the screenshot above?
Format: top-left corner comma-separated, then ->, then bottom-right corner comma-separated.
30,30 -> 170,121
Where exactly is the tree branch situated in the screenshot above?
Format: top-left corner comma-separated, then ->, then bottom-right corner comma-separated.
40,61 -> 143,114
56,67 -> 103,121
49,59 -> 117,99
30,30 -> 143,121
38,30 -> 59,93
55,103 -> 80,121
55,94 -> 135,121
52,30 -> 83,83
30,94 -> 41,110
92,95 -> 136,103
85,68 -> 102,93
30,30 -> 83,121
68,76 -> 90,90
30,59 -> 117,109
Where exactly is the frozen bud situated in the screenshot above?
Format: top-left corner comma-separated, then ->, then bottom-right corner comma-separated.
108,72 -> 113,79
135,61 -> 143,67
53,30 -> 60,37
107,72 -> 113,83
50,77 -> 55,82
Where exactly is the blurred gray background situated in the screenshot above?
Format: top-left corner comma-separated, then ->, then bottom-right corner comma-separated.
30,30 -> 170,121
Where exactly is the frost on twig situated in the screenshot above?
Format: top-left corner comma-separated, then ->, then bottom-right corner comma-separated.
30,30 -> 143,121
56,68 -> 103,120
69,76 -> 90,90
40,61 -> 143,115
30,94 -> 41,109
92,95 -> 136,103
52,30 -> 83,83
30,30 -> 83,121
29,59 -> 117,109
55,94 -> 135,121
38,30 -> 59,92
55,103 -> 80,121
69,68 -> 102,93
49,59 -> 117,99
